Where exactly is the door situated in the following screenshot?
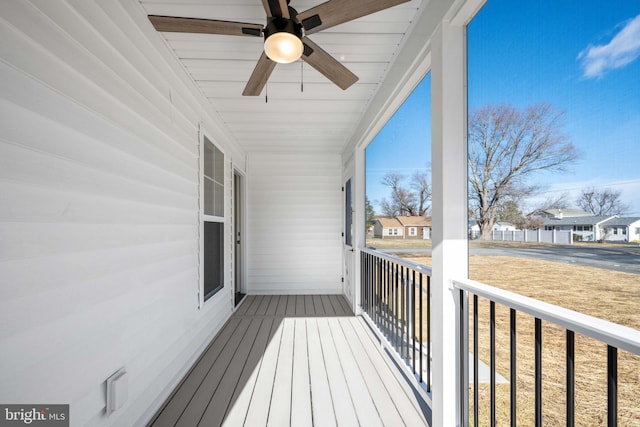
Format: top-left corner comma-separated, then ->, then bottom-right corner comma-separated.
233,171 -> 245,306
343,177 -> 354,302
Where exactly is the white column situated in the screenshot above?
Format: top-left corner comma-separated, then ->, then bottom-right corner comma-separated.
353,146 -> 366,314
431,20 -> 468,427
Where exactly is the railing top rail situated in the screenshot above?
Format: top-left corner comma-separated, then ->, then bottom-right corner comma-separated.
453,277 -> 640,356
361,247 -> 433,276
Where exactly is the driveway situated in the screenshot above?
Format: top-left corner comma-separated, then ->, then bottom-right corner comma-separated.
379,244 -> 640,275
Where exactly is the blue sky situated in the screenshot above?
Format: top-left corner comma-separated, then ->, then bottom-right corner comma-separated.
366,0 -> 640,216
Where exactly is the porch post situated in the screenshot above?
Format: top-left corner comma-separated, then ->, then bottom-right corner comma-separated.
354,146 -> 366,314
431,20 -> 468,427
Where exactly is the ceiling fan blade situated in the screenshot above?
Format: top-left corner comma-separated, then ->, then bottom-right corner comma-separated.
301,37 -> 358,90
243,52 -> 277,96
148,15 -> 263,37
298,0 -> 411,34
261,0 -> 290,18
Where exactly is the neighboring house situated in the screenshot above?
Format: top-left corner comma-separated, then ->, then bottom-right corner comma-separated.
541,215 -> 617,242
396,215 -> 432,239
528,208 -> 592,219
374,217 -> 404,239
492,221 -> 516,231
374,215 -> 432,239
601,217 -> 640,242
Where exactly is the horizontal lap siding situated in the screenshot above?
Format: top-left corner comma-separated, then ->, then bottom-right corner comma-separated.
0,1 -> 237,426
247,152 -> 343,294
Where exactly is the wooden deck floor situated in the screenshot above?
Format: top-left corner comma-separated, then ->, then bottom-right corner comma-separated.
149,295 -> 429,427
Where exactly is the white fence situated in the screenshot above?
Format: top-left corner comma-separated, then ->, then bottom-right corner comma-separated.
490,229 -> 572,244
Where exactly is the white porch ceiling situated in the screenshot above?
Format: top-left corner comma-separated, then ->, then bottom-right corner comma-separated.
139,0 -> 423,153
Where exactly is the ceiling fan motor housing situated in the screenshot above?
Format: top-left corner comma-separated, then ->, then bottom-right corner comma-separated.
263,16 -> 303,42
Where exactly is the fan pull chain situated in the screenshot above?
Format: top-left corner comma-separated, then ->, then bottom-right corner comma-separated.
301,60 -> 304,93
265,81 -> 268,103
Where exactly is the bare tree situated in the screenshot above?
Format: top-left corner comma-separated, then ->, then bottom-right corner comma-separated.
576,187 -> 629,216
513,215 -> 544,230
468,103 -> 578,239
379,198 -> 399,217
540,192 -> 570,210
410,171 -> 432,216
380,172 -> 431,217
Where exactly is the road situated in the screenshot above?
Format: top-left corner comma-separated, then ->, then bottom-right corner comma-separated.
378,244 -> 640,275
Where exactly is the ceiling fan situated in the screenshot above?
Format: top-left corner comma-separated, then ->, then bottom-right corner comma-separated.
148,0 -> 411,96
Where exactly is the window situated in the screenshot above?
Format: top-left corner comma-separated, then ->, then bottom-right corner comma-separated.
622,228 -> 627,235
613,228 -> 618,235
409,227 -> 417,236
344,179 -> 353,246
203,136 -> 224,301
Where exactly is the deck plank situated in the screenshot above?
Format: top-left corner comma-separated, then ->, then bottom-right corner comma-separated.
220,318 -> 276,427
243,295 -> 262,316
151,295 -> 428,427
244,317 -> 285,426
328,295 -> 347,316
175,319 -> 253,427
255,295 -> 271,315
304,295 -> 315,316
295,295 -> 305,315
285,295 -> 296,316
316,318 -> 359,425
306,318 -> 337,427
150,318 -> 241,427
275,295 -> 287,316
321,295 -> 336,315
337,295 -> 354,315
290,318 -> 313,427
265,295 -> 279,315
328,317 -> 383,427
337,317 -> 406,426
349,317 -> 428,426
234,295 -> 252,316
312,295 -> 324,315
267,318 -> 294,426
197,318 -> 263,426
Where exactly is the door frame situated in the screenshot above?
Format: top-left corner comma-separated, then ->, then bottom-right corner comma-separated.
342,159 -> 355,306
233,168 -> 246,307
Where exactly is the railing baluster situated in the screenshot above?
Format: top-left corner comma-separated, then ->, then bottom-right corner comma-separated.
490,301 -> 496,427
459,288 -> 469,427
394,263 -> 399,350
385,259 -> 389,340
567,329 -> 574,427
473,294 -> 478,427
535,317 -> 542,427
510,308 -> 517,427
608,345 -> 617,427
401,266 -> 406,359
363,253 -> 367,311
419,273 -> 423,383
412,269 -> 417,375
427,275 -> 431,392
378,258 -> 382,328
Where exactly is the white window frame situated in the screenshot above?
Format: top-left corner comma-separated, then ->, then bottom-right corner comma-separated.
199,131 -> 226,308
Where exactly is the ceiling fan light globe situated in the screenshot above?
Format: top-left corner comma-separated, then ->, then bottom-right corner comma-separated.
264,32 -> 303,64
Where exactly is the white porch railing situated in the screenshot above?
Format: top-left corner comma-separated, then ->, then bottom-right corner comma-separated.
360,248 -> 640,426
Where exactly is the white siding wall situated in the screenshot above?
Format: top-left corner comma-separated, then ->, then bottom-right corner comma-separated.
247,152 -> 343,294
0,1 -> 241,425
